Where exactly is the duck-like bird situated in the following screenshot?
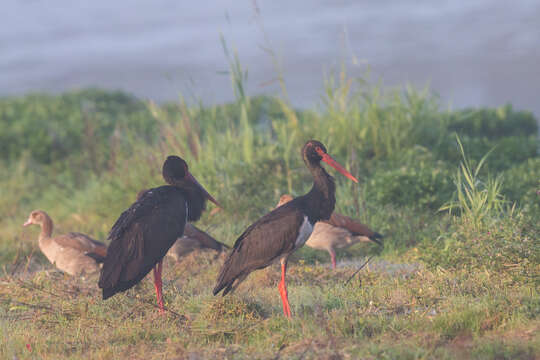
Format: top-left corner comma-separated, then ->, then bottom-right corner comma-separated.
213,140 -> 358,317
167,223 -> 229,261
98,155 -> 220,312
23,210 -> 107,276
276,194 -> 382,269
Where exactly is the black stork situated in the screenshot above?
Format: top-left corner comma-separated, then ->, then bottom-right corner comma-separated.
98,155 -> 220,313
136,189 -> 229,262
213,140 -> 358,317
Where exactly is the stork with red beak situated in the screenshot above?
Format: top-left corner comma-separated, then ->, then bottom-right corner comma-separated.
213,140 -> 357,317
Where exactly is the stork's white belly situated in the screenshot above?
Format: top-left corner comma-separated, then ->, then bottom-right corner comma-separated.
295,216 -> 314,247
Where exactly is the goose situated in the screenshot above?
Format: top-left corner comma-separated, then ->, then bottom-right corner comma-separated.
23,210 -> 107,276
167,223 -> 229,261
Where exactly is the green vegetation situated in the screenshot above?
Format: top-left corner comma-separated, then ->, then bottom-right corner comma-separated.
0,67 -> 538,359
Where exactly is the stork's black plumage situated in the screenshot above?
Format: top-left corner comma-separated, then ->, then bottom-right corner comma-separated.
98,155 -> 219,312
136,188 -> 229,261
213,140 -> 358,317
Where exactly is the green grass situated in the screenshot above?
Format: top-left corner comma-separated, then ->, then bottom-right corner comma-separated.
1,256 -> 538,359
0,64 -> 538,358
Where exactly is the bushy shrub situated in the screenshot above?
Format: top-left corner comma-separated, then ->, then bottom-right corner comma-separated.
502,158 -> 540,215
424,137 -> 538,283
419,214 -> 539,283
435,135 -> 538,171
1,88 -> 537,271
367,147 -> 454,209
447,105 -> 537,139
0,89 -> 156,168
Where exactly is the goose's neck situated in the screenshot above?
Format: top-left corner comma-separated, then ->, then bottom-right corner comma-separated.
38,216 -> 54,244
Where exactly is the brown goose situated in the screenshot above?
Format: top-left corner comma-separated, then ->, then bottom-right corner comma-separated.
23,210 -> 107,276
136,189 -> 228,262
276,194 -> 383,269
167,223 -> 229,261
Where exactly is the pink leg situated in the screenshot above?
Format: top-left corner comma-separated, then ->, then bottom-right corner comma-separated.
329,249 -> 337,269
278,258 -> 292,318
153,260 -> 164,314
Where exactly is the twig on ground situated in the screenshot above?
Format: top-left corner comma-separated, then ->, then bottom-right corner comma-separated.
345,255 -> 374,285
124,293 -> 189,321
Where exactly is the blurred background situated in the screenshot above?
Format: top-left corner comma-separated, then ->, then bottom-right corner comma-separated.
2,2 -> 539,357
2,0 -> 540,115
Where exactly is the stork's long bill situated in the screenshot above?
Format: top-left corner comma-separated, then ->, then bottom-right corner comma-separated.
316,148 -> 358,183
186,172 -> 222,208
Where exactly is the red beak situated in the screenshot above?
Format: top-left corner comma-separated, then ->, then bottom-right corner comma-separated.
23,219 -> 32,227
320,152 -> 358,183
186,172 -> 222,208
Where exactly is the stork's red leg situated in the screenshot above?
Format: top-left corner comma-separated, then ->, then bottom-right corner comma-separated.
278,258 -> 292,318
329,249 -> 337,269
153,260 -> 164,313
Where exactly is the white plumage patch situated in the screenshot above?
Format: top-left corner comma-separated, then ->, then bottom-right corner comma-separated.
295,216 -> 314,247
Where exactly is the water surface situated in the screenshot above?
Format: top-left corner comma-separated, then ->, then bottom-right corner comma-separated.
2,0 -> 539,115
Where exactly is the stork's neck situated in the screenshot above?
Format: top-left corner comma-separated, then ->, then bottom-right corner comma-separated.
172,183 -> 206,222
304,165 -> 336,223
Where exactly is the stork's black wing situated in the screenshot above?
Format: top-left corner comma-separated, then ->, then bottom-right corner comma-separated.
98,186 -> 187,299
213,200 -> 305,295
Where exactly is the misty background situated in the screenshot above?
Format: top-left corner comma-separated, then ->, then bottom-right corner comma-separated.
2,0 -> 539,116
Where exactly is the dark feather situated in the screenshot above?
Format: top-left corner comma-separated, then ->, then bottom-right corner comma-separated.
85,252 -> 106,263
213,140 -> 346,302
98,186 -> 188,299
213,200 -> 305,296
54,232 -> 107,256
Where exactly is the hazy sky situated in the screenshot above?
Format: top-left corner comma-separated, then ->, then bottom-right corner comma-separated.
2,0 -> 539,115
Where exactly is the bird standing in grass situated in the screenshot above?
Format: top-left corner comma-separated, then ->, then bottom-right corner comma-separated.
98,155 -> 220,313
136,189 -> 229,262
167,223 -> 229,262
276,194 -> 383,269
213,140 -> 358,317
23,210 -> 107,276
